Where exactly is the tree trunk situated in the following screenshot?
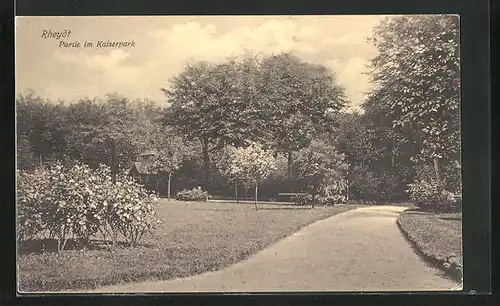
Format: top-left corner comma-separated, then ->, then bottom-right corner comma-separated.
254,183 -> 258,210
433,157 -> 442,182
235,180 -> 239,203
167,172 -> 172,199
346,168 -> 349,203
202,137 -> 210,190
287,151 -> 293,192
111,140 -> 117,183
39,154 -> 43,168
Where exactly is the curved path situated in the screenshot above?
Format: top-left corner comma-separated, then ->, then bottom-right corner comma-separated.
91,206 -> 459,293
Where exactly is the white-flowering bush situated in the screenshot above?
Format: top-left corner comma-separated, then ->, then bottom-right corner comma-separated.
16,169 -> 49,241
16,162 -> 161,252
224,142 -> 276,209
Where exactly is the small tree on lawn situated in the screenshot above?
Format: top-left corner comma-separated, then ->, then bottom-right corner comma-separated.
143,138 -> 188,199
225,142 -> 276,209
214,146 -> 242,202
143,149 -> 181,198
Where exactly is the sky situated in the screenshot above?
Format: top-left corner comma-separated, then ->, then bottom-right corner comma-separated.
15,15 -> 386,110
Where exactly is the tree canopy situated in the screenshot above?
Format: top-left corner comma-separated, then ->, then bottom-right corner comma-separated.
368,15 -> 460,167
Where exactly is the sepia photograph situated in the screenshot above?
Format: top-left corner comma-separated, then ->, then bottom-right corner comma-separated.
15,15 -> 462,293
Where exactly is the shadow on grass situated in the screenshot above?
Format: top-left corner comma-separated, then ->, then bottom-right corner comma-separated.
18,238 -> 156,255
439,216 -> 462,221
403,207 -> 461,215
193,206 -> 313,211
256,206 -> 313,211
401,208 -> 427,214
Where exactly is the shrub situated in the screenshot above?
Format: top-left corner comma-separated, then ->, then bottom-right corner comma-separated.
406,179 -> 461,211
291,194 -> 314,206
175,187 -> 210,202
291,193 -> 344,206
16,162 -> 161,252
316,194 -> 344,206
349,166 -> 406,202
16,169 -> 48,241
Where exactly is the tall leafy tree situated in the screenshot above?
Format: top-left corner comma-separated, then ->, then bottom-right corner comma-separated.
16,90 -> 70,164
66,94 -> 160,181
164,53 -> 346,190
163,55 -> 269,189
368,15 -> 460,181
259,53 -> 347,180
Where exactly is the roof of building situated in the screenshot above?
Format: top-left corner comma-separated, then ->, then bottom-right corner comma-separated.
128,161 -> 147,174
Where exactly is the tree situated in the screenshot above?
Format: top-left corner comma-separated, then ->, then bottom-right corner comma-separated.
294,140 -> 348,207
214,146 -> 241,202
162,59 -> 259,190
368,15 -> 460,182
164,53 -> 347,191
143,134 -> 192,198
16,90 -> 70,164
66,94 -> 161,181
16,134 -> 37,170
224,142 -> 276,209
328,106 -> 417,201
258,53 -> 347,181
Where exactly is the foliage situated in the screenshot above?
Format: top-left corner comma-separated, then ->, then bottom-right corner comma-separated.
142,134 -> 195,196
17,134 -> 38,170
408,162 -> 462,211
291,194 -> 314,206
368,15 -> 460,163
259,53 -> 347,154
66,94 -> 162,172
222,142 -> 276,208
294,140 -> 348,205
163,53 -> 347,188
347,165 -> 404,202
291,193 -> 341,206
143,137 -> 187,176
16,90 -> 70,162
224,142 -> 276,188
175,187 -> 210,202
16,162 -> 161,251
406,179 -> 461,211
16,91 -> 170,174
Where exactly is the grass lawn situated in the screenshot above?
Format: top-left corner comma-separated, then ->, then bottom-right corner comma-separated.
397,209 -> 462,277
18,200 -> 358,292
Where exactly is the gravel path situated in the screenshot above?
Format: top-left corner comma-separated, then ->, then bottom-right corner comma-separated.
90,205 -> 459,293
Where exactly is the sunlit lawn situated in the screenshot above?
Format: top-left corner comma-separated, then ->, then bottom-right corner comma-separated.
18,200 -> 358,292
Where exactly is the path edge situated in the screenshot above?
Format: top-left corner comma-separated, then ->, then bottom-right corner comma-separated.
396,210 -> 463,285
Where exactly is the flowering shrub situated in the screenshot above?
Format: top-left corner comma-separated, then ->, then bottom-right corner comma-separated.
175,187 -> 209,202
16,169 -> 48,241
16,162 -> 161,252
407,179 -> 461,211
